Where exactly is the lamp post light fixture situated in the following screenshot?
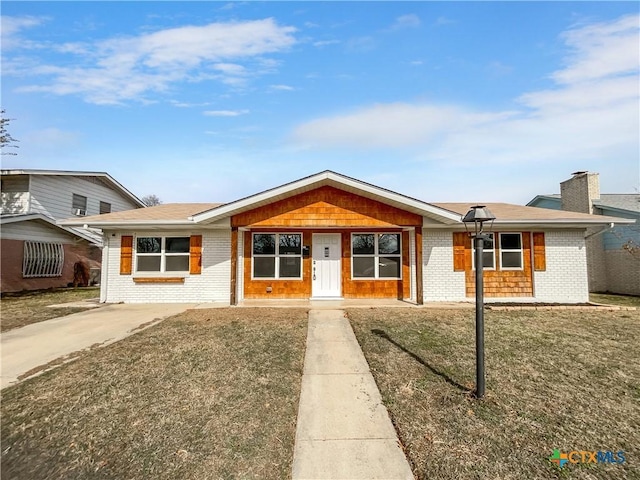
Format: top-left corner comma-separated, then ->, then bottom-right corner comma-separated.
462,205 -> 496,399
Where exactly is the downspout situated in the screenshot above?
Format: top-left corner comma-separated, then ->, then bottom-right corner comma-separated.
584,223 -> 615,240
100,231 -> 109,303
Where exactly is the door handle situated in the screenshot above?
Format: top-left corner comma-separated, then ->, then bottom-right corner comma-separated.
313,266 -> 316,281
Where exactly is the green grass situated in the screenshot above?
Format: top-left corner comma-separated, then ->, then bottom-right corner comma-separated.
590,293 -> 640,308
348,308 -> 640,480
1,308 -> 308,480
0,287 -> 100,332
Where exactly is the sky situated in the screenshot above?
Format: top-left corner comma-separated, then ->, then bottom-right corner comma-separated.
1,1 -> 639,205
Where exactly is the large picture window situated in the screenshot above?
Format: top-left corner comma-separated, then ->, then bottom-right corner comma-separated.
23,241 -> 64,278
472,233 -> 495,270
252,233 -> 302,279
499,233 -> 523,270
351,233 -> 401,279
135,236 -> 190,272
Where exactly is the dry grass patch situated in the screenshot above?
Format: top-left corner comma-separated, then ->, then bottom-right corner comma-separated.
590,293 -> 640,308
1,287 -> 100,332
348,308 -> 640,480
1,308 -> 308,480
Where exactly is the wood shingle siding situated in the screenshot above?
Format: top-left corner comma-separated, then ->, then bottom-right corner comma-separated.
455,231 -> 536,298
231,186 -> 423,228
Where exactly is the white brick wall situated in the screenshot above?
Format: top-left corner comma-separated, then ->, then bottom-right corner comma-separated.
102,230 -> 231,304
423,230 -> 466,301
409,228 -> 417,302
423,229 -> 590,303
533,230 -> 589,303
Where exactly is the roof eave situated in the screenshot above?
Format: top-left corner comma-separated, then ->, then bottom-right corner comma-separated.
58,220 -> 197,228
191,170 -> 462,225
1,169 -> 146,208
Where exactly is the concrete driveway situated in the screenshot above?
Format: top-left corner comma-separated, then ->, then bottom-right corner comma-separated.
1,303 -> 196,389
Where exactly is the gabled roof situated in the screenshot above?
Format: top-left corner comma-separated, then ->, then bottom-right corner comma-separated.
594,195 -> 640,213
57,171 -> 634,230
59,203 -> 222,228
1,169 -> 146,208
1,213 -> 101,244
191,170 -> 461,224
527,193 -> 640,214
433,203 -> 634,227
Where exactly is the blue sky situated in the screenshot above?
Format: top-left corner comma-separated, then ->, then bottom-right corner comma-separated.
2,1 -> 639,205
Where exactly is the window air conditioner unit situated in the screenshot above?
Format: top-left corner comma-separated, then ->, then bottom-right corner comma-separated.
74,208 -> 87,216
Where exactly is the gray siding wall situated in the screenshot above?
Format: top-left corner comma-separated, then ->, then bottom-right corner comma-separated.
1,220 -> 77,243
29,175 -> 139,220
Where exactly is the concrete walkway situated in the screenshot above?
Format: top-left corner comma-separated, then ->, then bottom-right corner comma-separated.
292,310 -> 414,480
1,303 -> 195,389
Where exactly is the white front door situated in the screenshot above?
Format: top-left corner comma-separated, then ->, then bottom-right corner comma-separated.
312,233 -> 342,298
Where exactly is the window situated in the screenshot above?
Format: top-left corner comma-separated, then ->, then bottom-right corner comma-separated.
352,233 -> 401,279
99,201 -> 111,214
23,242 -> 64,277
472,233 -> 495,270
135,236 -> 190,272
72,194 -> 87,215
500,233 -> 523,270
252,233 -> 302,279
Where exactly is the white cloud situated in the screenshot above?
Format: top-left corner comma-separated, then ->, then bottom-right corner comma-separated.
554,14 -> 639,84
8,18 -> 297,104
203,109 -> 249,116
1,15 -> 48,49
270,84 -> 295,91
292,14 -> 639,168
388,14 -> 421,31
313,39 -> 340,47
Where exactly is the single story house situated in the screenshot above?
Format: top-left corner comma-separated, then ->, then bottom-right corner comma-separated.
59,171 -> 633,305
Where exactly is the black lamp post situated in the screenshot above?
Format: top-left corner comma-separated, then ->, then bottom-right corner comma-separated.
462,205 -> 495,399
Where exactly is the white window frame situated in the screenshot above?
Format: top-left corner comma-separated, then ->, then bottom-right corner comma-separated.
23,241 -> 64,278
134,236 -> 190,274
251,232 -> 303,280
472,233 -> 496,270
499,233 -> 524,271
351,233 -> 402,280
72,193 -> 87,216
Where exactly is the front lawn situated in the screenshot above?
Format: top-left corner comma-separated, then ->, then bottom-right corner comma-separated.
590,293 -> 640,308
1,308 -> 308,480
0,287 -> 100,332
349,308 -> 639,480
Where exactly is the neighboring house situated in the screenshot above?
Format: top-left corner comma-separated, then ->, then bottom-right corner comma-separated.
59,171 -> 633,305
528,171 -> 640,296
1,169 -> 145,293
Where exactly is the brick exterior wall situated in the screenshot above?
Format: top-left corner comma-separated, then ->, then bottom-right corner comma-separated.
560,172 -> 599,214
1,238 -> 101,293
423,229 -> 590,303
102,231 -> 231,303
558,172 -> 637,295
604,249 -> 640,295
533,230 -> 589,303
585,232 -> 608,292
422,230 -> 466,301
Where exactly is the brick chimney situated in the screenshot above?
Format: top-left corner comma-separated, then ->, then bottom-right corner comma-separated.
560,171 -> 600,214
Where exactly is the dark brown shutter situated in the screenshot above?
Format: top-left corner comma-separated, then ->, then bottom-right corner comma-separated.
453,232 -> 468,272
120,236 -> 133,275
190,235 -> 203,274
533,232 -> 546,271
